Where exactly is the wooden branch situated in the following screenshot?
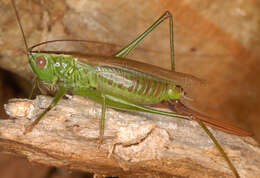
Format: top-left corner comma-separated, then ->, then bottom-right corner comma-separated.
1,96 -> 260,177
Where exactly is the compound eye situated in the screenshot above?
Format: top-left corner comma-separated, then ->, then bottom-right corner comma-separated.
36,56 -> 46,68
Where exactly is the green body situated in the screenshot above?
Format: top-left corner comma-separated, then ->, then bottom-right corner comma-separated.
11,1 -> 240,175
30,53 -> 183,106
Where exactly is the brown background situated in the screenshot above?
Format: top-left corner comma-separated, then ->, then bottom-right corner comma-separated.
0,0 -> 260,177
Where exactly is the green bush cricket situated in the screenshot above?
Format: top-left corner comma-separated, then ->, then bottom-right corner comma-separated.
11,0 -> 253,177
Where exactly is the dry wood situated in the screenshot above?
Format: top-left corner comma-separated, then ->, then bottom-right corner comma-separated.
0,95 -> 259,177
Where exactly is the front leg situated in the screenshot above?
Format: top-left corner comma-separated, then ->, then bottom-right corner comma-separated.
29,77 -> 37,99
98,95 -> 107,145
24,87 -> 66,134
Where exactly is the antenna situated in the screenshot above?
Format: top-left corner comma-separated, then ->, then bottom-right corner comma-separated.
11,0 -> 30,59
28,39 -> 121,51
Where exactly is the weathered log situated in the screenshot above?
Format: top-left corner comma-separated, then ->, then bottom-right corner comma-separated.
0,95 -> 259,177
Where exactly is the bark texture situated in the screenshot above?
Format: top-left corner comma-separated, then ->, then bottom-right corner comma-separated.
1,96 -> 259,177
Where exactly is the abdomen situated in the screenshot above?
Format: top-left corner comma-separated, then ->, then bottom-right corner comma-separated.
91,66 -> 177,105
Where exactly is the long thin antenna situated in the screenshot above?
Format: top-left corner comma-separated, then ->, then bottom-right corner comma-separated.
28,39 -> 121,51
11,0 -> 29,57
